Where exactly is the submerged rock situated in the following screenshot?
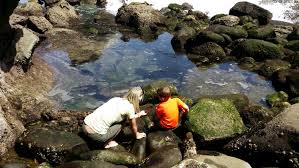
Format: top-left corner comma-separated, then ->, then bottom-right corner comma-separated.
16,127 -> 89,165
229,1 -> 273,25
187,95 -> 246,141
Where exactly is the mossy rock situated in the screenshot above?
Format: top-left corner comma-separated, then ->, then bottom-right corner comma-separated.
142,80 -> 178,104
231,39 -> 285,61
247,26 -> 276,40
259,59 -> 291,78
210,14 -> 227,22
171,26 -> 196,51
266,37 -> 288,45
165,17 -> 179,31
242,22 -> 258,30
210,25 -> 248,40
238,15 -> 254,25
196,31 -> 226,45
266,91 -> 289,107
168,3 -> 184,12
286,40 -> 299,51
80,150 -> 139,166
187,42 -> 226,63
187,97 -> 246,141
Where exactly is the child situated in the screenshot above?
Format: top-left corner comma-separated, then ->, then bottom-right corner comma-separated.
154,86 -> 189,130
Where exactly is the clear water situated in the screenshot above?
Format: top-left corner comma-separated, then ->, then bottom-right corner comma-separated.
36,32 -> 276,111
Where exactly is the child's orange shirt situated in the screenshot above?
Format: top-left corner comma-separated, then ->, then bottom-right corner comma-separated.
156,97 -> 187,129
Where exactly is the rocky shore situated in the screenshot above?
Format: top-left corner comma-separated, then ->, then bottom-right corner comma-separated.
0,0 -> 298,167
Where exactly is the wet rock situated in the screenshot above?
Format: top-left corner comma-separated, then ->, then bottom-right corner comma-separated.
9,14 -> 28,26
14,1 -> 44,16
272,69 -> 299,98
259,59 -> 291,78
266,91 -> 289,108
208,25 -> 248,40
16,127 -> 89,165
186,95 -> 246,141
286,40 -> 299,51
240,105 -> 274,128
193,152 -> 252,168
171,26 -> 196,51
46,0 -> 79,27
142,80 -> 178,104
131,138 -> 146,161
238,57 -> 257,70
186,42 -> 226,63
231,39 -> 285,61
186,31 -> 226,47
141,145 -> 182,168
147,131 -> 180,153
171,159 -> 211,168
28,16 -> 53,33
248,26 -> 276,40
229,1 -> 273,25
287,27 -> 299,40
115,2 -> 165,35
57,160 -> 127,168
225,103 -> 299,167
80,149 -> 139,166
14,27 -> 39,69
211,15 -> 240,27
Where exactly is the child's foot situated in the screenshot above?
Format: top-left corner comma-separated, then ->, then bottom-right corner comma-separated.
104,141 -> 118,149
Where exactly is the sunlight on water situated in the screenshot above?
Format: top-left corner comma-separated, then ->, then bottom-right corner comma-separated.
37,33 -> 276,110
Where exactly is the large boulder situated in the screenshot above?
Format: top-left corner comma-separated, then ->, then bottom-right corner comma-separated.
258,59 -> 291,78
186,95 -> 246,142
210,15 -> 240,27
16,127 -> 89,165
229,1 -> 273,25
208,25 -> 248,40
272,69 -> 299,98
46,0 -> 79,27
147,131 -> 180,153
141,145 -> 182,168
80,149 -> 139,166
171,26 -> 196,51
225,103 -> 299,168
28,16 -> 53,33
231,39 -> 285,61
115,2 -> 165,34
57,160 -> 127,168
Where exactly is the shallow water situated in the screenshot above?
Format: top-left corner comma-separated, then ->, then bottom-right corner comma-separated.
37,32 -> 276,110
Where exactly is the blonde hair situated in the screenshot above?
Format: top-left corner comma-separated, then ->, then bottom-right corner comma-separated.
123,86 -> 142,113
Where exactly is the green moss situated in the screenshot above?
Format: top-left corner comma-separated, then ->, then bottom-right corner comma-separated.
286,40 -> 299,51
165,17 -> 179,31
168,3 -> 183,12
213,25 -> 248,39
247,26 -> 275,40
266,91 -> 289,107
210,14 -> 227,22
187,98 -> 246,140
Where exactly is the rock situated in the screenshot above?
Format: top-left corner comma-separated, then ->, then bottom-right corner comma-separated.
80,0 -> 97,5
231,39 -> 285,61
15,27 -> 39,69
96,0 -> 107,8
287,27 -> 299,40
225,103 -> 299,167
247,26 -> 276,40
115,2 -> 165,35
290,97 -> 299,104
9,14 -> 28,26
193,153 -> 252,168
272,25 -> 293,38
131,138 -> 146,161
210,14 -> 227,22
186,31 -> 226,47
80,150 -> 139,166
171,26 -> 196,51
286,40 -> 299,51
147,131 -> 180,153
229,1 -> 273,25
186,95 -> 246,141
28,16 -> 53,33
66,0 -> 81,6
238,15 -> 254,25
240,105 -> 274,128
141,146 -> 182,168
44,0 -> 61,6
182,3 -> 193,10
142,80 -> 178,104
272,69 -> 299,98
266,91 -> 289,108
57,160 -> 127,168
209,25 -> 248,40
16,127 -> 89,165
182,132 -> 197,159
186,42 -> 226,63
259,59 -> 291,78
46,0 -> 79,27
171,159 -> 211,168
14,1 -> 44,16
36,162 -> 53,168
1,163 -> 29,168
211,15 -> 240,27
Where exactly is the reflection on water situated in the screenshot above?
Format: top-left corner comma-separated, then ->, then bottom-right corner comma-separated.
37,33 -> 276,110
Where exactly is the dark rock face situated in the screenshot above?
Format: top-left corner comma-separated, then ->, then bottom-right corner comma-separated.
229,1 -> 273,25
115,2 -> 165,35
240,105 -> 274,128
147,131 -> 180,153
287,27 -> 299,41
141,146 -> 182,168
258,59 -> 291,78
272,69 -> 299,98
231,39 -> 285,61
16,127 -> 89,165
57,160 -> 127,168
131,138 -> 146,161
225,103 -> 299,168
171,26 -> 196,51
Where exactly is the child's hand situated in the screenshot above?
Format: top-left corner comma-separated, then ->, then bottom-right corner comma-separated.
136,132 -> 146,139
139,110 -> 147,117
